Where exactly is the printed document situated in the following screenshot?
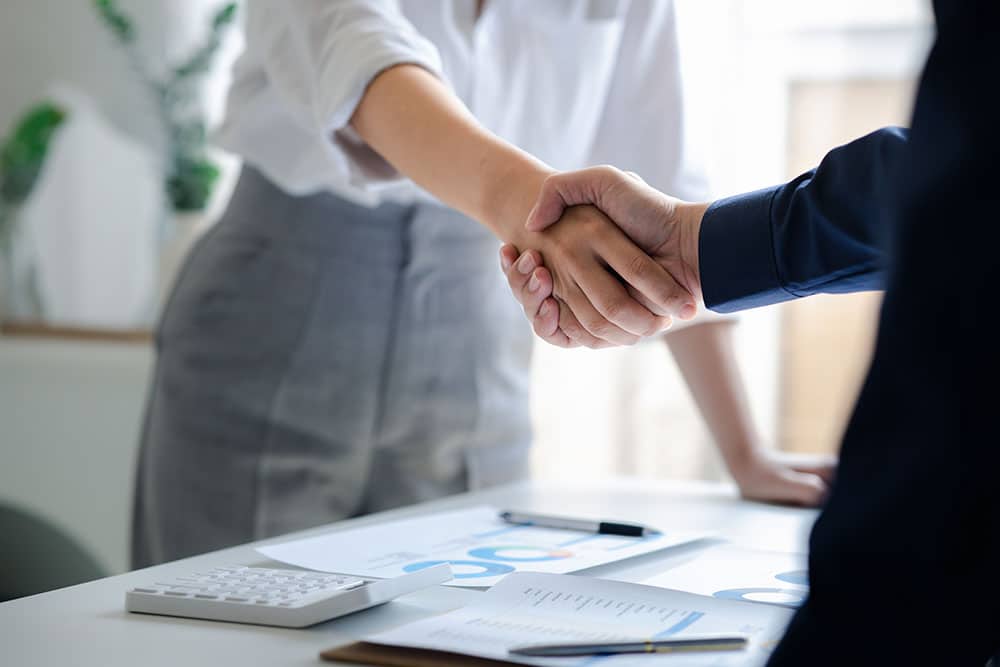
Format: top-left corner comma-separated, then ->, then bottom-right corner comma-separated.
361,571 -> 793,665
642,544 -> 809,608
258,506 -> 707,587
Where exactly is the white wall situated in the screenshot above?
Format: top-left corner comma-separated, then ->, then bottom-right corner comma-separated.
0,338 -> 153,575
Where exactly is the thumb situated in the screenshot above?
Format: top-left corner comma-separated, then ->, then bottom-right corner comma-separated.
525,166 -> 620,232
525,173 -> 574,232
787,471 -> 830,507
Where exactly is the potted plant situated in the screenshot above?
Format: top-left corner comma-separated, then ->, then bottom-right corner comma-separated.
95,0 -> 236,214
95,0 -> 237,302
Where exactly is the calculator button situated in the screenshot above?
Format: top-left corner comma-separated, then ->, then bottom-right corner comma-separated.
124,564 -> 413,628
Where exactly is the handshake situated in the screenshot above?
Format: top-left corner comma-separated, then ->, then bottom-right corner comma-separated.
499,166 -> 710,348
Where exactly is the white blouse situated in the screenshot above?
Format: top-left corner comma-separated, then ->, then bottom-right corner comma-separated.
214,0 -> 710,207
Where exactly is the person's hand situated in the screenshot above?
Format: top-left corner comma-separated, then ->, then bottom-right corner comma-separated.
503,203 -> 695,348
727,449 -> 837,507
502,166 -> 710,348
500,245 -> 572,345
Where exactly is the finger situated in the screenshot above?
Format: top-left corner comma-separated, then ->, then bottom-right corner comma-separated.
525,166 -> 623,232
778,452 -> 839,484
503,247 -> 542,310
568,262 -> 664,339
571,226 -> 690,327
509,252 -> 564,341
791,461 -> 838,485
501,247 -> 576,347
784,472 -> 830,507
563,275 -> 643,346
554,297 -> 605,349
600,232 -> 696,320
556,291 -> 621,349
523,266 -> 555,327
534,297 -> 574,347
625,284 -> 673,333
499,243 -> 519,272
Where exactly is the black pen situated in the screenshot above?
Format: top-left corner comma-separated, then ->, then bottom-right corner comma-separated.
509,634 -> 750,657
498,510 -> 656,537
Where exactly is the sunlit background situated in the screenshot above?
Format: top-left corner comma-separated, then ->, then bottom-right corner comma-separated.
0,1 -> 932,586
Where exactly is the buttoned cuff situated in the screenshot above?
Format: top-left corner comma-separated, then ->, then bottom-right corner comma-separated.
699,186 -> 796,313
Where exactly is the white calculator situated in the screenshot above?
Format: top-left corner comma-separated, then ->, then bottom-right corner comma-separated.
125,563 -> 452,628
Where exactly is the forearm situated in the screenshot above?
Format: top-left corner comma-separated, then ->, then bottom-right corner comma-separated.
664,320 -> 762,470
699,128 -> 905,313
349,64 -> 551,240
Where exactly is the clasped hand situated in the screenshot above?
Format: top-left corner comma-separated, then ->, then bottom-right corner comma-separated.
501,166 -> 709,349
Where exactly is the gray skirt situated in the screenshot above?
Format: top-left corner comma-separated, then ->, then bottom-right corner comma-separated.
131,166 -> 533,568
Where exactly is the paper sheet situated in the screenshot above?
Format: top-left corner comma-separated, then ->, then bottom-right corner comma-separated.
363,571 -> 793,666
257,506 -> 708,588
642,544 -> 809,608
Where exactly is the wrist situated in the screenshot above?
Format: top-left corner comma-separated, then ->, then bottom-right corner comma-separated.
482,152 -> 555,243
721,442 -> 768,481
675,201 -> 709,301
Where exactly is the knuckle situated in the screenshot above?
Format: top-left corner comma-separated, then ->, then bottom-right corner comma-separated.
561,319 -> 584,340
548,235 -> 576,259
643,315 -> 670,337
646,283 -> 682,312
580,314 -> 609,338
540,173 -> 560,194
601,297 -> 626,323
640,319 -> 661,337
626,254 -> 650,282
665,290 -> 688,312
552,334 -> 574,349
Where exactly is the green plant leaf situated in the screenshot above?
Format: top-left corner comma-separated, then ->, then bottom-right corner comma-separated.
94,0 -> 134,42
92,0 -> 237,212
167,155 -> 220,212
213,3 -> 238,30
0,103 -> 67,206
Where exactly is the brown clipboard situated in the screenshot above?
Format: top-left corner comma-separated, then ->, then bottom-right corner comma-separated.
320,641 -> 521,667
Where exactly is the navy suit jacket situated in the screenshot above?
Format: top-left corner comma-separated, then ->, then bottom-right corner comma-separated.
698,2 -> 998,664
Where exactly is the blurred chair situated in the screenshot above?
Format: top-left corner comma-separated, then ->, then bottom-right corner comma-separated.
0,502 -> 106,602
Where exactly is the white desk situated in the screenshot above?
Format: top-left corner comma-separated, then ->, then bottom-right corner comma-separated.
1,477 -> 817,667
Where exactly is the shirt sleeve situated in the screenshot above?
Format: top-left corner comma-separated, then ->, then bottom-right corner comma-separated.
245,0 -> 444,188
699,127 -> 908,313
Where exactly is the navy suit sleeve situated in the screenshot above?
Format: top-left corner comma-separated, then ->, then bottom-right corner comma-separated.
698,127 -> 907,313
